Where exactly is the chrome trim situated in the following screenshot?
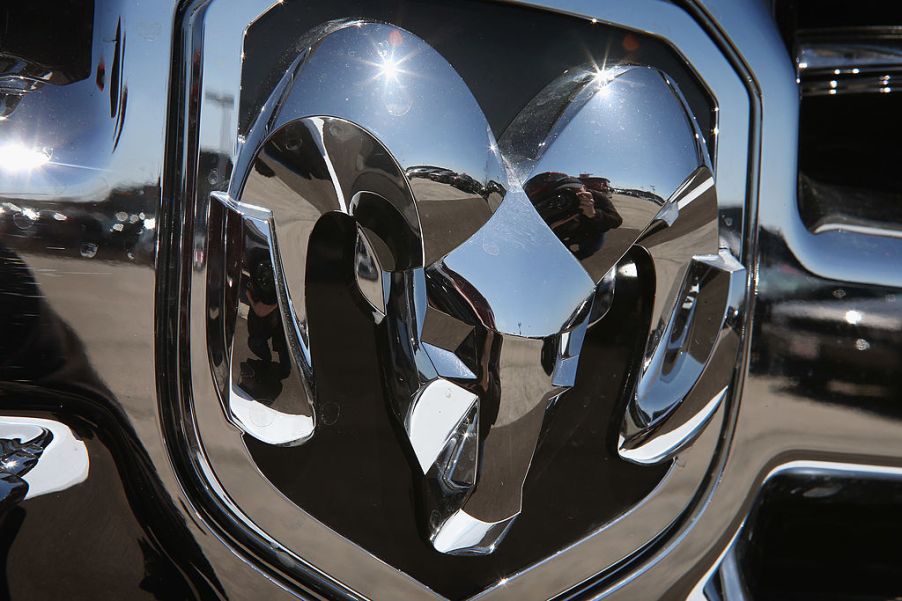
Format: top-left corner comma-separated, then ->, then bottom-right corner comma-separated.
813,222 -> 902,240
208,192 -> 315,446
764,460 -> 902,482
797,29 -> 902,96
184,2 -> 434,597
0,416 -> 89,500
685,530 -> 743,601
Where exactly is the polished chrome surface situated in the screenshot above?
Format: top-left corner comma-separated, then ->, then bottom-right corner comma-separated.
0,0 -> 309,598
545,0 -> 902,599
208,192 -> 315,446
181,3 -> 749,591
0,416 -> 89,503
208,20 -> 741,557
797,29 -> 902,96
495,62 -> 746,467
5,0 -> 899,598
0,0 -> 753,597
687,534 -> 748,601
621,249 -> 744,465
512,4 -> 899,294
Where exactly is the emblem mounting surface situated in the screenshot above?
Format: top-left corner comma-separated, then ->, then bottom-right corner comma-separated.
204,21 -> 745,555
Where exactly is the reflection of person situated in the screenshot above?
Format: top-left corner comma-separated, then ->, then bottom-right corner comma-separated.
525,172 -> 623,260
239,249 -> 291,403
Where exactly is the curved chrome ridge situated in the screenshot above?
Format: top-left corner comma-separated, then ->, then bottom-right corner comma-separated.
0,416 -> 89,503
431,509 -> 515,556
204,20 -> 743,555
687,530 -> 748,601
619,247 -> 746,465
208,192 -> 316,446
407,379 -> 478,473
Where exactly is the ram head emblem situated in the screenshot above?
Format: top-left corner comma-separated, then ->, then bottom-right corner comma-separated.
206,22 -> 744,555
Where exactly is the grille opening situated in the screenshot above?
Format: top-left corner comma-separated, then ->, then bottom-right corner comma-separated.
799,94 -> 902,233
775,0 -> 902,40
0,1 -> 94,85
739,473 -> 902,601
774,0 -> 902,236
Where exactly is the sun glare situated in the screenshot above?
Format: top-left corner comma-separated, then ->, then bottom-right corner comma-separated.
0,143 -> 51,172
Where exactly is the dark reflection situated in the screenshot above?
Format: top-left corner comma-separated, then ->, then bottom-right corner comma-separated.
764,293 -> 900,399
0,1 -> 94,119
0,188 -> 158,264
797,93 -> 902,233
525,172 -> 622,260
406,165 -> 506,208
238,249 -> 292,402
754,230 -> 902,412
0,3 -> 94,84
0,245 -> 223,600
0,246 -> 107,396
0,506 -> 23,600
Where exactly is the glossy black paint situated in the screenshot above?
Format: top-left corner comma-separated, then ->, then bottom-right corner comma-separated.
0,394 -> 227,600
753,230 -> 902,418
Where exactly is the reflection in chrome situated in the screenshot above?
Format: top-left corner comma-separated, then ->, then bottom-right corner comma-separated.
620,247 -> 745,465
208,21 -> 743,554
687,533 -> 749,601
501,65 -> 708,283
0,425 -> 50,511
0,416 -> 89,509
797,30 -> 902,96
0,143 -> 51,172
813,221 -> 902,240
208,193 -> 315,446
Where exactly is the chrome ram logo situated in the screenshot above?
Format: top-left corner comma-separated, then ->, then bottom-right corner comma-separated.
206,21 -> 744,555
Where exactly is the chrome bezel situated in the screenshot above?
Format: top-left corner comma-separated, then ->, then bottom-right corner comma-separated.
172,1 -> 754,598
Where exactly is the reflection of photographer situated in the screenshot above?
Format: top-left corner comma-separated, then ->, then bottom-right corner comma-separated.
239,249 -> 291,403
525,172 -> 622,260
